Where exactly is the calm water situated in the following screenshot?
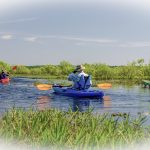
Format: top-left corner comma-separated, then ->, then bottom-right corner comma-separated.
0,78 -> 150,116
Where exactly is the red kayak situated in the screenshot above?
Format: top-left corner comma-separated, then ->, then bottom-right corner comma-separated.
0,78 -> 10,84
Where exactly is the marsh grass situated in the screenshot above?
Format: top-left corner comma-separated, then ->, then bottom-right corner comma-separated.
0,109 -> 149,149
13,74 -> 142,88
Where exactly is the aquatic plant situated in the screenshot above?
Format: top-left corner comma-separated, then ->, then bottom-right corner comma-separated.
0,109 -> 149,149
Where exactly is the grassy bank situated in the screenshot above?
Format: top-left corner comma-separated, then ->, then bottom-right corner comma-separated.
1,59 -> 150,82
0,109 -> 149,149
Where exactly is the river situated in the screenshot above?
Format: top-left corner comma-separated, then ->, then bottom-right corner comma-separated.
0,77 -> 150,117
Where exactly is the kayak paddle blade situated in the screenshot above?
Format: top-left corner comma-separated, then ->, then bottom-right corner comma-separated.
97,83 -> 112,89
36,84 -> 52,90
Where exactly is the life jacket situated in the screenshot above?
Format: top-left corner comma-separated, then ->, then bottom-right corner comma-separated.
75,75 -> 92,90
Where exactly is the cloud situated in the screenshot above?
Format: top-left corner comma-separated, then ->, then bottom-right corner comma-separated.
1,34 -> 13,40
119,41 -> 150,48
21,34 -> 116,44
33,35 -> 117,44
57,36 -> 117,44
2,32 -> 150,49
75,42 -> 86,46
0,17 -> 38,24
3,32 -> 150,49
24,37 -> 37,42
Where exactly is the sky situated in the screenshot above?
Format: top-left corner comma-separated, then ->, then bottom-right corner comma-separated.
0,0 -> 150,66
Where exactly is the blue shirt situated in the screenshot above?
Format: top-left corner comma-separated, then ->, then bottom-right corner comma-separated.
68,71 -> 92,89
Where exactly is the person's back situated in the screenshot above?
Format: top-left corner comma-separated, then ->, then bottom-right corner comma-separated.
68,65 -> 92,90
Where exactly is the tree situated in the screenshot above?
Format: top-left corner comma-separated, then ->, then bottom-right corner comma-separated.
59,61 -> 74,75
0,61 -> 11,71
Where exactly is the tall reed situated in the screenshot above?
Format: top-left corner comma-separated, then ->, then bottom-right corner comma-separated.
0,109 -> 149,149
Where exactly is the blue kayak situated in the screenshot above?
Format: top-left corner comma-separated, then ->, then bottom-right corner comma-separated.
52,85 -> 104,98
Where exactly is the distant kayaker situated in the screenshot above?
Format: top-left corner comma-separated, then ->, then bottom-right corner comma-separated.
68,65 -> 92,90
0,70 -> 9,79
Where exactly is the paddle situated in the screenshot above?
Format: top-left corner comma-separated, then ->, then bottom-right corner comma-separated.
36,83 -> 112,90
97,83 -> 112,89
12,65 -> 17,70
35,84 -> 72,90
36,84 -> 53,90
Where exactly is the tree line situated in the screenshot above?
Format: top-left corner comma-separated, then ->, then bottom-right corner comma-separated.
0,59 -> 150,81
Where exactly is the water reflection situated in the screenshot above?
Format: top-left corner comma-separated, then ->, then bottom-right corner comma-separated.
103,96 -> 111,108
35,94 -> 112,112
72,98 -> 104,112
72,98 -> 90,112
36,95 -> 50,111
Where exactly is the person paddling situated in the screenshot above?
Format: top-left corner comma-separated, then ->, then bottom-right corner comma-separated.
68,65 -> 92,90
0,70 -> 9,79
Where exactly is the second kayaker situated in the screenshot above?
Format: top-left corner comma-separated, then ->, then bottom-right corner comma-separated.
0,70 -> 9,80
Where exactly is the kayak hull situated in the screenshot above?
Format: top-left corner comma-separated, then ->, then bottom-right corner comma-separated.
142,80 -> 150,88
0,78 -> 10,84
53,86 -> 104,98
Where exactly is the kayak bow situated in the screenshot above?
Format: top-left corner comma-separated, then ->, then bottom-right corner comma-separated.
0,78 -> 10,84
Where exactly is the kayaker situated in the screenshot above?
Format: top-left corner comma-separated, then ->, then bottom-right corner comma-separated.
68,65 -> 92,90
0,70 -> 9,79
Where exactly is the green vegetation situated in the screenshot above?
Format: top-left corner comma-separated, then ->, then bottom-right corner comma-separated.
0,109 -> 149,149
1,59 -> 150,82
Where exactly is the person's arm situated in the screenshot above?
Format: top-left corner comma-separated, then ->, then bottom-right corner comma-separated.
68,73 -> 75,81
68,73 -> 79,82
68,70 -> 77,80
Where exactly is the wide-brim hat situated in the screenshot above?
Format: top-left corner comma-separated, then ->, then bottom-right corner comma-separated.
75,65 -> 85,71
